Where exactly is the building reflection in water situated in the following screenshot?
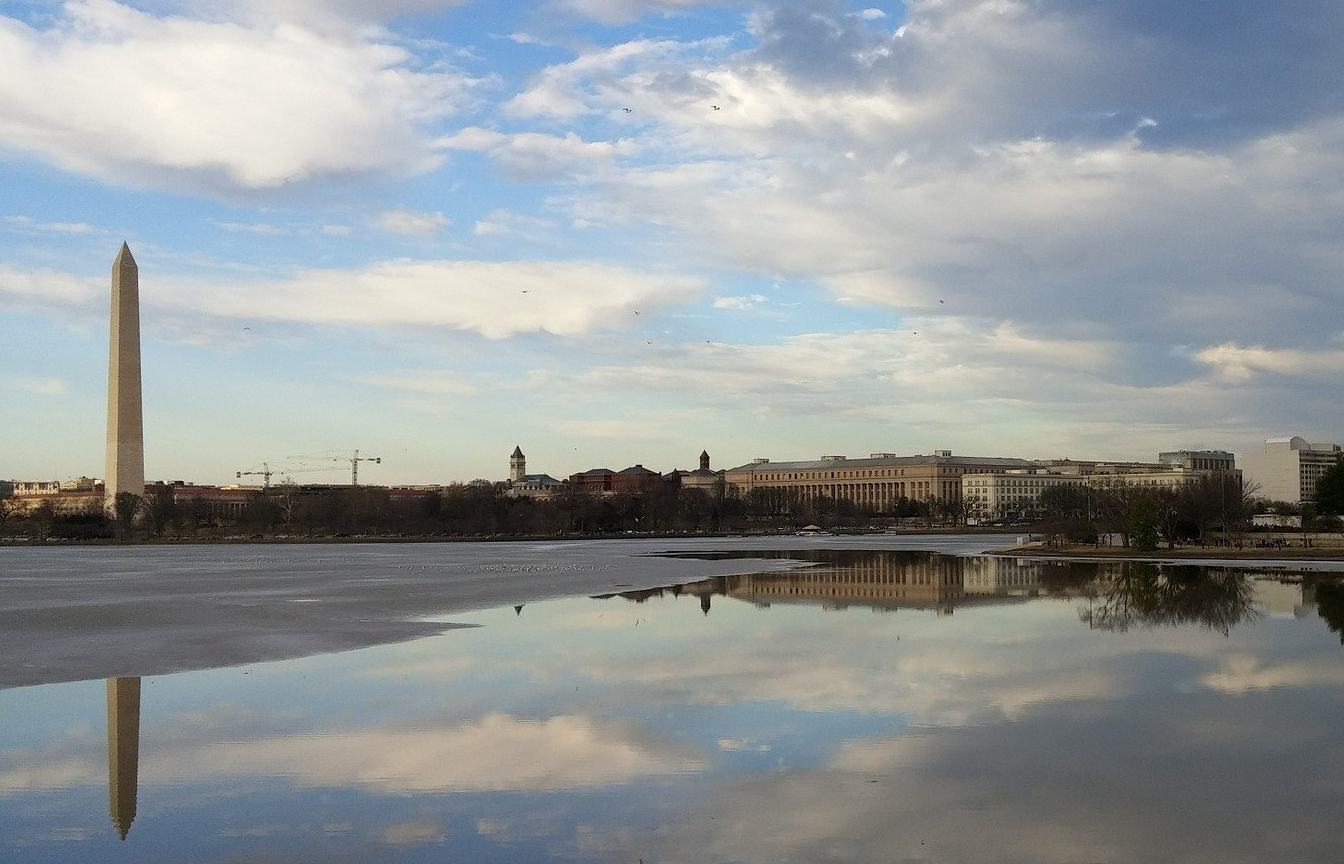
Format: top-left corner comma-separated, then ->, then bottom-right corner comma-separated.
106,677 -> 140,840
609,551 -> 1323,636
607,551 -> 1049,616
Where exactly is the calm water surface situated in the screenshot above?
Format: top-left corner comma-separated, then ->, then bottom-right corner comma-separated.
3,550 -> 1343,863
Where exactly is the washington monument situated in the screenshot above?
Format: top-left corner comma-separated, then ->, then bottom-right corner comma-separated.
105,243 -> 144,505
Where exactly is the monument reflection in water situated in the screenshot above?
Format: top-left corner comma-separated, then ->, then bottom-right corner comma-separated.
106,677 -> 139,840
4,550 -> 1342,864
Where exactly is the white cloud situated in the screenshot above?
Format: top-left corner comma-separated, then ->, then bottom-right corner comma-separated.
378,207 -> 450,237
0,258 -> 702,340
0,2 -> 475,192
160,259 -> 699,339
497,6 -> 1344,360
214,221 -> 286,235
15,377 -> 69,396
553,0 -> 717,26
712,294 -> 767,310
1,215 -> 98,234
473,209 -> 557,238
0,266 -> 101,306
1194,343 -> 1344,382
438,128 -> 639,181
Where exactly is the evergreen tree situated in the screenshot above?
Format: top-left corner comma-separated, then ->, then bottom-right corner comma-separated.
1315,456 -> 1344,516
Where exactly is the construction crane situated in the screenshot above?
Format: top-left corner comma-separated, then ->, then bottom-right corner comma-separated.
345,449 -> 381,486
236,462 -> 274,488
286,450 -> 382,486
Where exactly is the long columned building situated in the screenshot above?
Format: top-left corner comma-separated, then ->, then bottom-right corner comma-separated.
723,450 -> 1035,509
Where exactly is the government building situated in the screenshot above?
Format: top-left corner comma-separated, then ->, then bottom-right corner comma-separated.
722,450 -> 1035,510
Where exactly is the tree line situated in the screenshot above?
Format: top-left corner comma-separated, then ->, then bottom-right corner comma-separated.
2,456 -> 1342,544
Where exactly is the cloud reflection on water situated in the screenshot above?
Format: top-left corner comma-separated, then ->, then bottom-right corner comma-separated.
2,552 -> 1342,863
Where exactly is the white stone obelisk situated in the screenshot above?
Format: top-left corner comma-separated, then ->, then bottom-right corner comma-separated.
105,243 -> 144,506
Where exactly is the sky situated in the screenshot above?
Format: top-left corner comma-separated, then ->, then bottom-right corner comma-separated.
1,0 -> 1342,486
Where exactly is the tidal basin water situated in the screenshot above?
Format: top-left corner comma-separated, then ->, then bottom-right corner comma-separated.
3,545 -> 1344,863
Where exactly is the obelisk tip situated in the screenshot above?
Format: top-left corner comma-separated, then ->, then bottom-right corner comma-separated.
114,242 -> 136,268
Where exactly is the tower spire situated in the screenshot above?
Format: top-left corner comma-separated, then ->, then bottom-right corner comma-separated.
509,446 -> 526,483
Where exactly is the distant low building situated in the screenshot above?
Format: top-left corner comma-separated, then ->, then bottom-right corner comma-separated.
724,450 -> 1035,510
162,483 -> 255,521
1240,436 -> 1342,503
1252,513 -> 1302,529
12,477 -> 99,496
569,463 -> 671,495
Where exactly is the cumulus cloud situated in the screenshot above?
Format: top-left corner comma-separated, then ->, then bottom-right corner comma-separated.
0,258 -> 702,339
1194,343 -> 1344,382
438,128 -> 640,182
495,0 -> 1344,369
0,1 -> 475,192
0,266 -> 102,307
378,207 -> 450,237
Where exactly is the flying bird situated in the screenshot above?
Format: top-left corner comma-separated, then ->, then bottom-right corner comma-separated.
622,107 -> 632,113
711,105 -> 720,110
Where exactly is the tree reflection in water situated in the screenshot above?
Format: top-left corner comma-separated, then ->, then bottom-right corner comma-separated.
1078,563 -> 1260,635
1312,577 -> 1344,643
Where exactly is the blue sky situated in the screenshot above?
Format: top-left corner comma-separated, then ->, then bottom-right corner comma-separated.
2,0 -> 1342,486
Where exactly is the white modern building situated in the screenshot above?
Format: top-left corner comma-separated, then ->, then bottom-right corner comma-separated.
1240,436 -> 1343,503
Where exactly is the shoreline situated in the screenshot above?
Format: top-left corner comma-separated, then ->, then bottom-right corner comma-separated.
992,543 -> 1344,562
0,526 -> 1028,548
